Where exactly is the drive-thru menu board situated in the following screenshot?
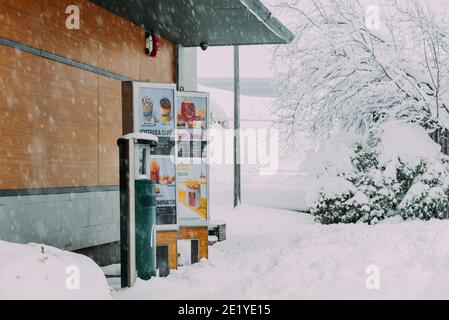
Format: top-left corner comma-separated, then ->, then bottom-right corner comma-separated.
176,161 -> 208,223
129,82 -> 177,226
126,82 -> 209,227
133,82 -> 176,153
175,92 -> 209,225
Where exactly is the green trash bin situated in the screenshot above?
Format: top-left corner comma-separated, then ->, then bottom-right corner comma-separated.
135,179 -> 157,280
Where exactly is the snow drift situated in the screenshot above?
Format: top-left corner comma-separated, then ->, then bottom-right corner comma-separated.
0,240 -> 111,300
379,122 -> 441,166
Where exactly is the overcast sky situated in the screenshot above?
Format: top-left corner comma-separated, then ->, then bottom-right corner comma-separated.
197,0 -> 449,79
197,45 -> 275,78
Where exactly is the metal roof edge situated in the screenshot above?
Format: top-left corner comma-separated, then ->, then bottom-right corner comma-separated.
240,0 -> 295,44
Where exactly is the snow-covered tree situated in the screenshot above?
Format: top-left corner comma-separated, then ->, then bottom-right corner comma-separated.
273,0 -> 449,142
308,121 -> 449,224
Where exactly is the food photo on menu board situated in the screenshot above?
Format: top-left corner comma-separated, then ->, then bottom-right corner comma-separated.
176,95 -> 208,142
137,85 -> 175,145
149,156 -> 177,225
176,162 -> 208,222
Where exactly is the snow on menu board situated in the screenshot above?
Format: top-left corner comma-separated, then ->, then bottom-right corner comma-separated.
150,155 -> 177,225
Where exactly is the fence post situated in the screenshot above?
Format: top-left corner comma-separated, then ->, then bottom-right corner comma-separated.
234,45 -> 241,208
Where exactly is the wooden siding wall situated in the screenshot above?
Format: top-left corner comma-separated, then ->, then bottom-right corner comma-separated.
0,0 -> 176,189
156,227 -> 209,271
156,231 -> 178,270
178,227 -> 209,261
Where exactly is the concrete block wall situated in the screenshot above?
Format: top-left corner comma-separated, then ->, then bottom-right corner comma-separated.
0,191 -> 120,251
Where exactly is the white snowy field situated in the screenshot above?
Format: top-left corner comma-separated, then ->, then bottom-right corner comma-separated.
112,199 -> 449,300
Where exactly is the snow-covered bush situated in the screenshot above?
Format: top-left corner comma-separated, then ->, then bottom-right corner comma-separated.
272,0 -> 449,224
308,122 -> 449,224
311,141 -> 400,224
399,183 -> 449,220
396,159 -> 428,194
311,189 -> 370,224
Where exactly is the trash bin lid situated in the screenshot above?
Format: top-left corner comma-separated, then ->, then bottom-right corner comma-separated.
118,133 -> 158,146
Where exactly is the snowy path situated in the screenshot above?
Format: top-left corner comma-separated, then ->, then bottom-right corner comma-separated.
112,205 -> 449,300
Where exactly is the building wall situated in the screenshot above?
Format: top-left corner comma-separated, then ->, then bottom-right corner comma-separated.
0,0 -> 175,190
0,190 -> 119,251
156,227 -> 209,271
0,0 -> 176,254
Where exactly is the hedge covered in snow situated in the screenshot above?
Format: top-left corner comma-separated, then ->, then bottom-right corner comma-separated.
306,122 -> 449,224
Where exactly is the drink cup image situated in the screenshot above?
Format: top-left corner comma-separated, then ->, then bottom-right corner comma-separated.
141,96 -> 154,122
160,98 -> 172,123
200,172 -> 207,205
181,98 -> 196,121
150,161 -> 160,183
186,180 -> 201,209
177,110 -> 186,129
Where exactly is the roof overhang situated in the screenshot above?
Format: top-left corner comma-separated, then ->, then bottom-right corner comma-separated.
90,0 -> 294,47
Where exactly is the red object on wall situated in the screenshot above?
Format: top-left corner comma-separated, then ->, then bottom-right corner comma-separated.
146,32 -> 161,57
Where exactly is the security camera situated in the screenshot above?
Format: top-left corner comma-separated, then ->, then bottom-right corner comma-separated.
200,42 -> 209,51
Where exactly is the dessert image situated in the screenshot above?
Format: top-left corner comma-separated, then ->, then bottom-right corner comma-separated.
141,96 -> 156,122
160,98 -> 172,123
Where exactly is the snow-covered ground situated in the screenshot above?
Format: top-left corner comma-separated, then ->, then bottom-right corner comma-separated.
3,200 -> 449,299
0,241 -> 111,300
112,195 -> 449,300
3,178 -> 449,299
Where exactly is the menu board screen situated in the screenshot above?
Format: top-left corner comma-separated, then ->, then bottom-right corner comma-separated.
150,155 -> 177,225
176,95 -> 208,141
175,92 -> 209,225
134,84 -> 175,152
176,162 -> 208,223
176,95 -> 208,159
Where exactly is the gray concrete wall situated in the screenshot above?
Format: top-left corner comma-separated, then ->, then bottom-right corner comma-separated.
0,191 -> 120,251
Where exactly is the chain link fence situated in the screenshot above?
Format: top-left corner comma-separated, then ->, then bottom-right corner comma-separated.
210,119 -> 318,186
